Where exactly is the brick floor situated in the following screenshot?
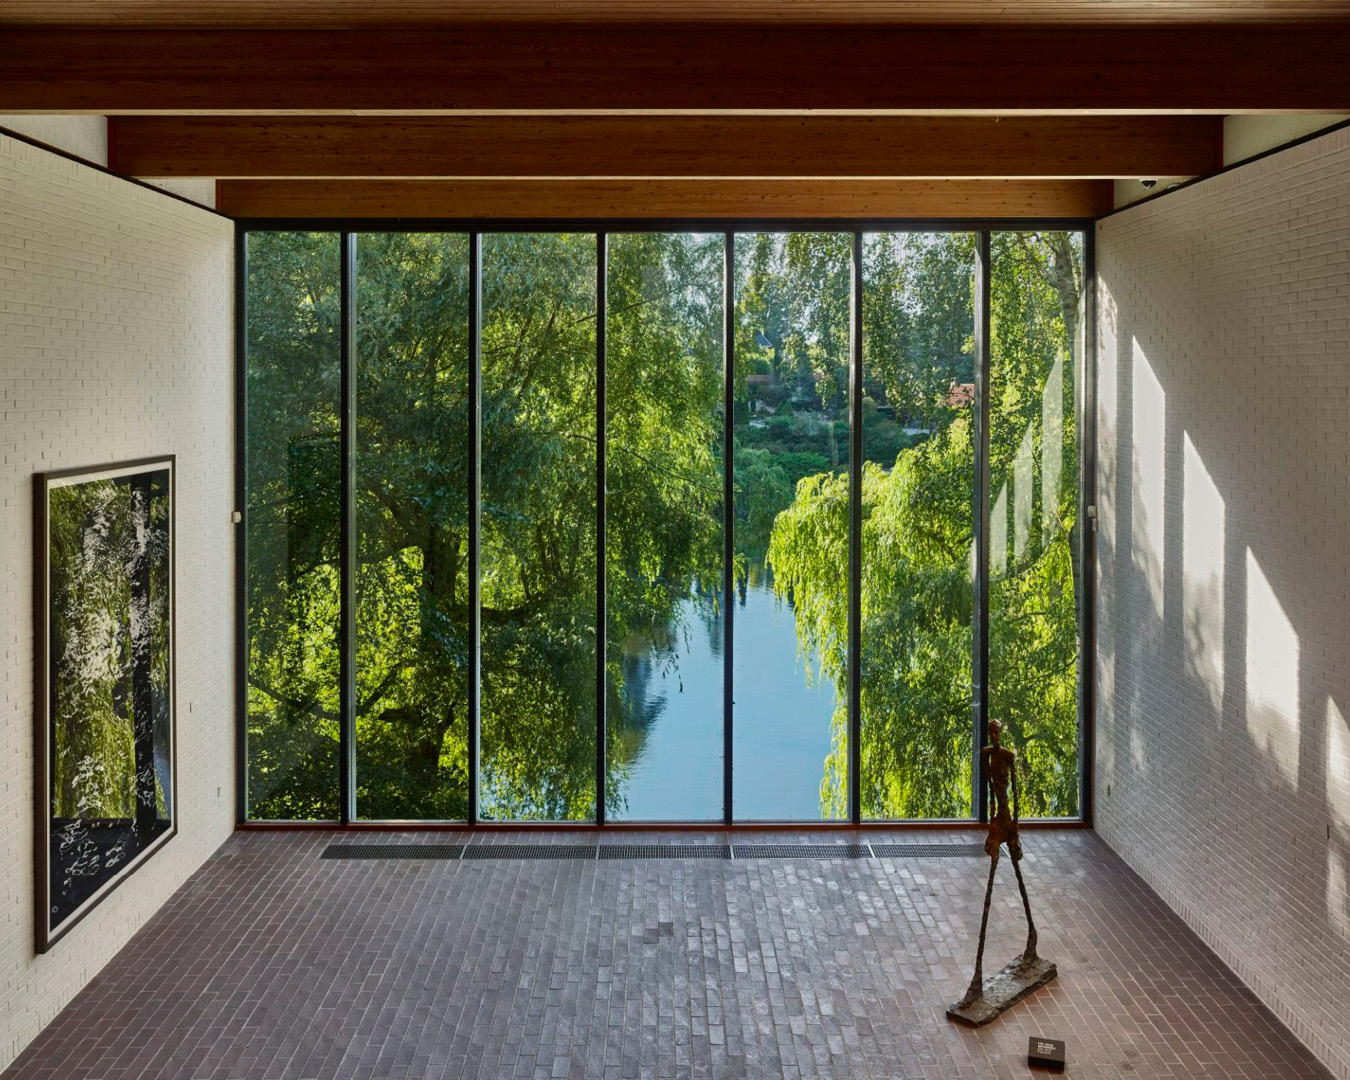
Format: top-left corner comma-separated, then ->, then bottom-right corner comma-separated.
3,829 -> 1331,1080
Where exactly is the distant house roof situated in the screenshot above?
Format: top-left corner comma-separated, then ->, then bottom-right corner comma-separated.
946,381 -> 975,407
746,374 -> 774,386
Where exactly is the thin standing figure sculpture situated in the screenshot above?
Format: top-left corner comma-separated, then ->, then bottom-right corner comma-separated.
947,719 -> 1057,1026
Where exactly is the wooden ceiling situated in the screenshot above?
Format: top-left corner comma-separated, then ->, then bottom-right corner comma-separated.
110,116 -> 1220,179
5,4 -> 1347,219
217,178 -> 1114,219
6,0 -> 1350,26
6,27 -> 1350,114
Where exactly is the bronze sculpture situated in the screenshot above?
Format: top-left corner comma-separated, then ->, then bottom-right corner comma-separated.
947,719 -> 1057,1027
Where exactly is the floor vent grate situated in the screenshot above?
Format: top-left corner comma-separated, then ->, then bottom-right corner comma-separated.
321,841 -> 986,862
321,843 -> 464,860
872,843 -> 985,858
733,843 -> 872,859
462,844 -> 597,860
599,844 -> 732,860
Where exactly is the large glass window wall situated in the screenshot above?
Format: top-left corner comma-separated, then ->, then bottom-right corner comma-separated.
241,225 -> 1088,824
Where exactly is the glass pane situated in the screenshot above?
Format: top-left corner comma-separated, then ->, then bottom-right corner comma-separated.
860,233 -> 977,820
244,232 -> 342,820
606,233 -> 725,822
732,233 -> 850,820
480,233 -> 598,821
989,231 -> 1083,818
354,233 -> 471,820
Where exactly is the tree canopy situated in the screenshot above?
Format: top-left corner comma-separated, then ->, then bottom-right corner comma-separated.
244,228 -> 1081,822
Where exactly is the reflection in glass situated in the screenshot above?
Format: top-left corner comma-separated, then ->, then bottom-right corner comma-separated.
606,234 -> 725,821
479,234 -> 598,820
244,232 -> 341,820
733,233 -> 850,820
354,233 -> 471,820
988,231 -> 1083,818
860,233 -> 977,819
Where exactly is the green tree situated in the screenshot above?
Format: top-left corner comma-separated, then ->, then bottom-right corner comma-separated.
987,231 -> 1082,816
247,232 -> 734,821
244,231 -> 342,820
353,232 -> 472,819
604,233 -> 725,814
244,228 -> 1082,824
768,231 -> 1081,819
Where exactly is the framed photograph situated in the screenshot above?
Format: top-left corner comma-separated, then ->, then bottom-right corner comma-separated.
34,456 -> 176,953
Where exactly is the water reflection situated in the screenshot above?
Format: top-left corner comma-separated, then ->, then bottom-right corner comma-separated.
615,599 -> 723,821
733,571 -> 840,820
613,567 -> 838,821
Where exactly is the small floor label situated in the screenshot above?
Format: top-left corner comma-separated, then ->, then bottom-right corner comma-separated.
1028,1036 -> 1066,1070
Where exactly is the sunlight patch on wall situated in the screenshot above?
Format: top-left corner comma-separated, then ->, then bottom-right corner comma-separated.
1329,847 -> 1350,937
1096,295 -> 1118,553
1182,432 -> 1225,710
1096,648 -> 1116,777
1330,698 -> 1349,830
1097,293 -> 1118,435
1130,724 -> 1148,774
1244,550 -> 1301,789
1131,338 -> 1166,617
1330,699 -> 1350,935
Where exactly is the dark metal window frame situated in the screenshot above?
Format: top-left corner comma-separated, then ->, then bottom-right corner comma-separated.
234,218 -> 1096,828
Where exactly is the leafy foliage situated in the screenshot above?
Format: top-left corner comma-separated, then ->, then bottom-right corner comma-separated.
244,228 -> 1082,822
987,231 -> 1083,816
353,232 -> 472,819
767,231 -> 1082,818
245,231 -> 342,820
50,474 -> 172,820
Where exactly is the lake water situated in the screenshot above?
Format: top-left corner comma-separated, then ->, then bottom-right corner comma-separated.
614,576 -> 840,821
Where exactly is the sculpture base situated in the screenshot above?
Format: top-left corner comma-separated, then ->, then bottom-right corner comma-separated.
946,954 -> 1057,1027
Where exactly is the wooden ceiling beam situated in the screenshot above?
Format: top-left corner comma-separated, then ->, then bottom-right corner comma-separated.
4,27 -> 1350,113
7,0 -> 1350,29
216,178 -> 1114,219
111,115 -> 1220,179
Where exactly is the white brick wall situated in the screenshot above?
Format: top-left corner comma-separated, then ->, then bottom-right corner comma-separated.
1096,126 -> 1350,1079
0,116 -> 108,168
0,133 -> 235,1070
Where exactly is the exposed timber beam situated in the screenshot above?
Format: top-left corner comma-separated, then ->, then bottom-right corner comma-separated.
3,27 -> 1350,114
216,178 -> 1114,219
111,115 -> 1220,179
8,0 -> 1350,28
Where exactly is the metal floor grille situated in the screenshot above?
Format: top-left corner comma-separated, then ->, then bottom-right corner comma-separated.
462,844 -> 597,860
872,842 -> 985,858
321,843 -> 464,860
599,844 -> 732,860
732,843 -> 872,859
321,841 -> 987,862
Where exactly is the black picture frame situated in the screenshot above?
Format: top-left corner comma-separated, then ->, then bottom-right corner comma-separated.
34,455 -> 178,953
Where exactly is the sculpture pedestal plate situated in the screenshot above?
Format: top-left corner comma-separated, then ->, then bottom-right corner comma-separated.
947,952 -> 1058,1027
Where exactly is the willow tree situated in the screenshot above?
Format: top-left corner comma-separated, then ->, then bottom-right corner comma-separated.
245,228 -> 1081,823
246,232 -> 731,820
768,231 -> 1081,819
